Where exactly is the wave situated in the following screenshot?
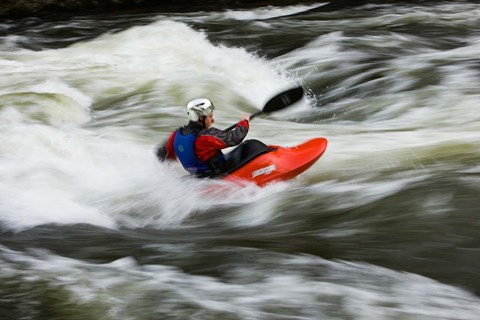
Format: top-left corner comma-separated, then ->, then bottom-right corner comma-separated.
2,244 -> 480,319
0,19 -> 306,232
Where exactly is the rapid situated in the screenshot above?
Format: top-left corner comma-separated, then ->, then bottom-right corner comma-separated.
1,2 -> 480,319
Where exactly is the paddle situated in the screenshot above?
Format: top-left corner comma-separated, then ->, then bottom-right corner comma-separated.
225,86 -> 304,130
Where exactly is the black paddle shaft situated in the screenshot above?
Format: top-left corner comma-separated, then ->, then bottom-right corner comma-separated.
224,86 -> 304,130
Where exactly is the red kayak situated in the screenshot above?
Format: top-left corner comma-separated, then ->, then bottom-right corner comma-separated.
223,137 -> 328,186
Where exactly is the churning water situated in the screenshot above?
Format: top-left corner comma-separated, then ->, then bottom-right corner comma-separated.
1,2 -> 480,319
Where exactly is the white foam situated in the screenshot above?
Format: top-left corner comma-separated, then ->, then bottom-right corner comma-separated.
224,3 -> 326,21
1,20 -> 294,110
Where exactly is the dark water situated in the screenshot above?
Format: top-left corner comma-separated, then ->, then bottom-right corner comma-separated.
1,2 -> 480,319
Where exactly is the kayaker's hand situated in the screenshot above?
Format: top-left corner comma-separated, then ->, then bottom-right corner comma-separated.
155,145 -> 168,162
241,114 -> 250,122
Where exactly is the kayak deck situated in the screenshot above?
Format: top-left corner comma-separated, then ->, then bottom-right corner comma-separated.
223,137 -> 327,186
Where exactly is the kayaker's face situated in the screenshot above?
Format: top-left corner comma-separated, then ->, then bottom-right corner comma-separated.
205,112 -> 214,128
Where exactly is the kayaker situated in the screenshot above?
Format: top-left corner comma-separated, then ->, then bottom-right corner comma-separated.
156,98 -> 250,177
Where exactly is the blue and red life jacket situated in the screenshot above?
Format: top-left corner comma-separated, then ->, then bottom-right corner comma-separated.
173,131 -> 210,176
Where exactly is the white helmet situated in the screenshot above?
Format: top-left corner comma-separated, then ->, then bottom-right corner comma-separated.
186,98 -> 214,122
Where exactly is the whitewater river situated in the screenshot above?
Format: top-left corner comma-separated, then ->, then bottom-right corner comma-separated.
1,2 -> 480,319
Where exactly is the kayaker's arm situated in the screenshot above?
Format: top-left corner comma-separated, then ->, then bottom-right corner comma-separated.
225,118 -> 249,145
156,131 -> 177,162
194,119 -> 249,162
